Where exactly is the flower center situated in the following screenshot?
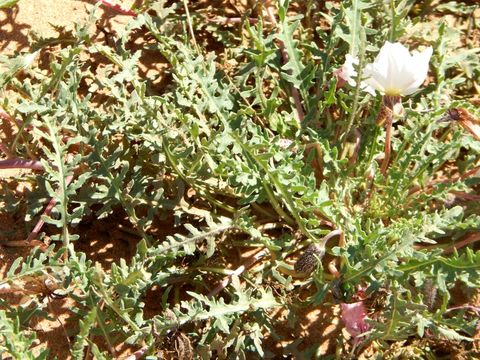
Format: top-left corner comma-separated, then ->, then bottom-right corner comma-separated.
384,88 -> 402,96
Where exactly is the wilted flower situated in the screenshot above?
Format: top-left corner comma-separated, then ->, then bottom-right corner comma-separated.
341,54 -> 359,87
336,55 -> 375,95
364,41 -> 433,96
439,108 -> 480,141
341,301 -> 370,342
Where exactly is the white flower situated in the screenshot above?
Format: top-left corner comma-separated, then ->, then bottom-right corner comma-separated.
340,55 -> 376,95
342,54 -> 359,87
364,41 -> 433,96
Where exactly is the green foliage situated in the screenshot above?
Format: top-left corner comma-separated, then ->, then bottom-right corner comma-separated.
0,0 -> 479,358
0,0 -> 18,10
0,311 -> 48,360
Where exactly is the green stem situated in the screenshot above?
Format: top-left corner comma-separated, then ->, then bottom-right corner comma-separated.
342,29 -> 366,145
163,137 -> 236,214
261,181 -> 296,226
389,0 -> 395,42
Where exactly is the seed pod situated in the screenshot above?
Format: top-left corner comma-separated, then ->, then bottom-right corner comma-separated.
294,244 -> 324,274
422,278 -> 438,311
441,108 -> 480,141
375,103 -> 393,126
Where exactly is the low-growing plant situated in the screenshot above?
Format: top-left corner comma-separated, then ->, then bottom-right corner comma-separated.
0,0 -> 479,358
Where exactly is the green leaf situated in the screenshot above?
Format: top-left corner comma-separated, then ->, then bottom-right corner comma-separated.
0,0 -> 19,9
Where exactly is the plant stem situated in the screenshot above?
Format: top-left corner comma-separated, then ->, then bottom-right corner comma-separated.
415,232 -> 480,255
97,0 -> 136,16
389,0 -> 395,41
210,17 -> 258,25
26,176 -> 74,242
381,113 -> 393,175
343,48 -> 365,146
182,0 -> 201,55
264,0 -> 305,123
208,248 -> 269,297
124,346 -> 150,360
379,95 -> 400,176
0,158 -> 44,170
0,143 -> 12,158
408,164 -> 480,198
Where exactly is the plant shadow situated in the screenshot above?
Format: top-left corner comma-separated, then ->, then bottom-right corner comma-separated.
0,5 -> 31,53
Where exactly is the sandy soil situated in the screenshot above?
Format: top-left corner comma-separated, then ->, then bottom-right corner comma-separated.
0,0 -> 136,55
0,2 -> 138,358
1,1 -> 478,359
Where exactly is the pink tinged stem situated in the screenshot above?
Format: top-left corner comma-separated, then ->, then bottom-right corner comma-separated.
0,158 -> 44,171
0,107 -> 14,124
363,166 -> 376,208
96,0 -> 136,16
408,165 -> 480,197
26,175 -> 74,242
124,346 -> 150,360
414,232 -> 480,254
208,248 -> 269,298
443,232 -> 480,255
450,191 -> 480,201
379,95 -> 401,176
328,260 -> 340,277
322,229 -> 343,245
210,17 -> 258,25
348,129 -> 362,167
0,106 -> 28,130
445,305 -> 480,316
380,113 -> 393,175
0,143 -> 12,158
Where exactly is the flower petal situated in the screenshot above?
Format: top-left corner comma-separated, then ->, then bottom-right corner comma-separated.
386,43 -> 410,89
363,42 -> 432,96
341,301 -> 369,340
364,63 -> 386,94
401,46 -> 433,95
343,54 -> 359,87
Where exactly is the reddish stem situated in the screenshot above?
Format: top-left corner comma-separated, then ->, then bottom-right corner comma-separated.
450,191 -> 480,201
443,233 -> 480,255
124,346 -> 150,360
348,129 -> 362,167
0,143 -> 12,158
26,175 -> 74,242
208,248 -> 269,297
445,305 -> 480,315
328,260 -> 340,277
0,158 -> 44,171
210,17 -> 258,25
96,0 -> 136,16
414,232 -> 480,255
380,114 -> 392,175
409,165 -> 480,197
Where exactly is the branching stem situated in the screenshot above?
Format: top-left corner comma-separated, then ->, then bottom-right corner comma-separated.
264,0 -> 305,123
208,248 -> 269,297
